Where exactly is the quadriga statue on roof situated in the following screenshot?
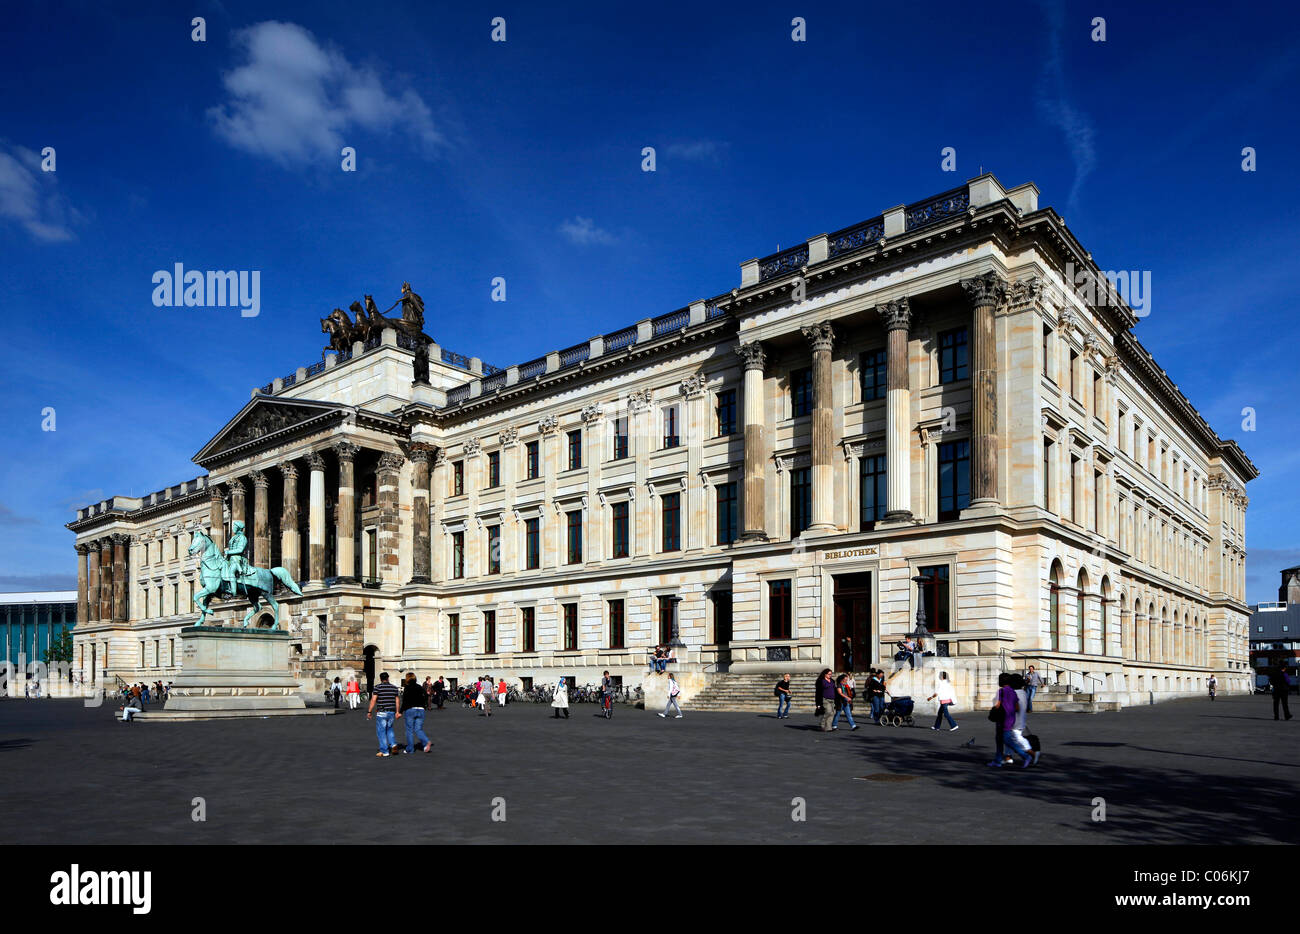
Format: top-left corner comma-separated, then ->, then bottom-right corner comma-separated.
321,284 -> 432,353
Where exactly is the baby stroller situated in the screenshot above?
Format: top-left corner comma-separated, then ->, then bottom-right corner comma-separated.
877,695 -> 914,727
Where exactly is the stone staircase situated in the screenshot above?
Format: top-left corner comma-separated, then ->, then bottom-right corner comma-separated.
1029,683 -> 1122,714
688,673 -> 820,713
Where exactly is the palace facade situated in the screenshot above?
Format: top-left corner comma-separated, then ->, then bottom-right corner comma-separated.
68,174 -> 1257,706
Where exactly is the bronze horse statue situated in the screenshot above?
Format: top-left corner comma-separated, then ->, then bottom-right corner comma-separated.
322,285 -> 432,353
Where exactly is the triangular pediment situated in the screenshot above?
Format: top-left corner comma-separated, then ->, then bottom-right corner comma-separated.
194,395 -> 350,466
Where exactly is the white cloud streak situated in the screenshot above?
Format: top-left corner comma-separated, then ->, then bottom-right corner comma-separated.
0,145 -> 82,242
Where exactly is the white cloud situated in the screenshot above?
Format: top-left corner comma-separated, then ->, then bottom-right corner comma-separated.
0,145 -> 82,242
208,21 -> 442,165
1036,0 -> 1097,216
558,216 -> 617,246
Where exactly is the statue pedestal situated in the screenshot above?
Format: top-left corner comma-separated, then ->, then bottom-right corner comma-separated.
146,626 -> 309,718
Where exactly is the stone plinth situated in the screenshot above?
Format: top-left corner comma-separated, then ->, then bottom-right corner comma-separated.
163,626 -> 306,713
642,663 -> 711,713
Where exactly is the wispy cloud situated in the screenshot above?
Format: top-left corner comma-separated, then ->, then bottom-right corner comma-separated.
558,216 -> 617,246
666,140 -> 728,163
1036,0 -> 1097,216
208,20 -> 442,166
0,503 -> 38,526
0,144 -> 83,242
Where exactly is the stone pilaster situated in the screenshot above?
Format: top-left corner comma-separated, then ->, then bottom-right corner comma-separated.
960,272 -> 1008,507
112,534 -> 129,623
75,544 -> 89,625
334,442 -> 360,580
802,321 -> 836,532
279,462 -> 300,581
98,539 -> 113,622
306,451 -> 327,583
736,340 -> 768,540
250,469 -> 270,567
86,543 -> 99,624
409,445 -> 434,583
208,487 -> 225,551
880,298 -> 914,521
376,453 -> 404,584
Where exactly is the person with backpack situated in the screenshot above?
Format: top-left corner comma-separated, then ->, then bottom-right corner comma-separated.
659,673 -> 684,718
774,674 -> 792,719
330,676 -> 342,709
928,670 -> 959,731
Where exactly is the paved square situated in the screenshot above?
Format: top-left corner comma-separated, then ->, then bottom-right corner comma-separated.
0,694 -> 1293,845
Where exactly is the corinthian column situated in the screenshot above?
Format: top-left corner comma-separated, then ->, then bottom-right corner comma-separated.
208,486 -> 225,551
98,539 -> 113,622
279,462 -> 300,581
250,469 -> 270,567
736,341 -> 768,540
306,451 -> 327,583
960,272 -> 1008,506
334,442 -> 360,580
228,478 -> 247,537
86,543 -> 100,624
376,453 -> 404,583
76,544 -> 89,625
112,534 -> 129,623
802,321 -> 837,532
409,445 -> 434,584
880,298 -> 914,521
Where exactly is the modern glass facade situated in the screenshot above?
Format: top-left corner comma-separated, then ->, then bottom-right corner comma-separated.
1,593 -> 77,668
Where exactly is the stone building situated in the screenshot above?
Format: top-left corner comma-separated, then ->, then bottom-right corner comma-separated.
68,174 -> 1257,706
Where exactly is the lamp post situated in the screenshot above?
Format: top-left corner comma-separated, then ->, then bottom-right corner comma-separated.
668,596 -> 685,651
910,573 -> 933,670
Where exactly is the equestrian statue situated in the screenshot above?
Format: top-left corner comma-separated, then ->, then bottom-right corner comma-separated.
189,522 -> 302,628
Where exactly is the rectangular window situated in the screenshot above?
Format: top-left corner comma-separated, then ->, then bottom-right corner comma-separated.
1092,372 -> 1103,419
918,564 -> 951,633
1042,325 -> 1053,381
860,348 -> 887,402
525,517 -> 540,570
448,613 -> 460,655
663,405 -> 680,449
1043,439 -> 1053,510
562,603 -> 578,651
658,595 -> 675,645
567,429 -> 582,471
566,510 -> 583,564
716,481 -> 738,545
662,491 -> 681,552
487,525 -> 501,575
1094,470 -> 1102,531
769,579 -> 792,639
790,466 -> 812,537
525,440 -> 540,479
859,453 -> 887,530
716,389 -> 737,436
713,590 -> 733,646
1069,349 -> 1079,399
611,501 -> 629,558
483,610 -> 496,654
938,327 -> 969,383
937,440 -> 970,521
1069,455 -> 1080,522
452,461 -> 464,496
521,606 -> 536,653
608,599 -> 625,649
790,367 -> 813,417
487,451 -> 500,488
451,531 -> 465,579
612,417 -> 629,460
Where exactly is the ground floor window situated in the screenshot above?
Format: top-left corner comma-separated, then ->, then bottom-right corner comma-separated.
769,579 -> 792,639
448,613 -> 460,655
609,599 -> 625,648
563,603 -> 578,650
917,564 -> 951,633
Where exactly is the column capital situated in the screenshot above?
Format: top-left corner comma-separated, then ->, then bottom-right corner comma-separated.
538,414 -> 560,434
678,374 -> 706,399
333,440 -> 361,462
226,477 -> 246,496
408,443 -> 435,465
736,340 -> 767,371
377,452 -> 406,473
209,486 -> 225,503
249,468 -> 269,489
960,271 -> 1009,307
580,403 -> 604,424
801,321 -> 835,354
498,426 -> 519,447
75,542 -> 90,556
278,461 -> 299,481
111,533 -> 132,546
305,450 -> 327,472
878,297 -> 913,332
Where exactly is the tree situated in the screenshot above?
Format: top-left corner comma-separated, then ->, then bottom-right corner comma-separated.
43,629 -> 74,681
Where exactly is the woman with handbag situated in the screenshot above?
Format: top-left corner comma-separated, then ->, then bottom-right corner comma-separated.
928,670 -> 958,731
815,668 -> 835,732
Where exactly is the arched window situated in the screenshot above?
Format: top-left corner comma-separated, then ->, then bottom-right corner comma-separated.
1147,601 -> 1157,662
1049,560 -> 1063,652
1076,569 -> 1089,654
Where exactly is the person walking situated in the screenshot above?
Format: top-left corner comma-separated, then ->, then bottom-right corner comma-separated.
831,673 -> 859,730
1025,666 -> 1042,713
774,673 -> 792,719
497,677 -> 508,707
1207,674 -> 1217,701
658,673 -> 683,718
987,673 -> 1010,767
551,677 -> 570,719
867,669 -> 886,723
928,670 -> 959,731
423,676 -> 435,710
345,675 -> 360,710
1270,665 -> 1293,721
815,668 -> 835,732
401,672 -> 432,754
366,671 -> 402,757
330,676 -> 342,709
476,676 -> 492,717
432,676 -> 446,710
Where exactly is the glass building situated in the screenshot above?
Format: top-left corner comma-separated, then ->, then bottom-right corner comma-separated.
1,591 -> 77,669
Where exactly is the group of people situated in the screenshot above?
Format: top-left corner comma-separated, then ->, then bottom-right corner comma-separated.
789,668 -> 896,730
989,672 -> 1041,768
648,646 -> 676,673
365,672 -> 434,756
117,681 -> 171,722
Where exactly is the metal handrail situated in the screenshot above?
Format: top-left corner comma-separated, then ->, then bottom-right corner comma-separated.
999,648 -> 1105,691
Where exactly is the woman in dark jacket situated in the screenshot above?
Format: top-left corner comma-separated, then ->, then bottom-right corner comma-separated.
400,673 -> 432,754
815,669 -> 836,732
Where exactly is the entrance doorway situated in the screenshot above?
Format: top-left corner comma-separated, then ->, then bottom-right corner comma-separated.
833,572 -> 872,672
363,644 -> 378,693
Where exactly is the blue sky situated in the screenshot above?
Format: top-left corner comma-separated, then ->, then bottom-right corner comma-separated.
2,0 -> 1298,603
